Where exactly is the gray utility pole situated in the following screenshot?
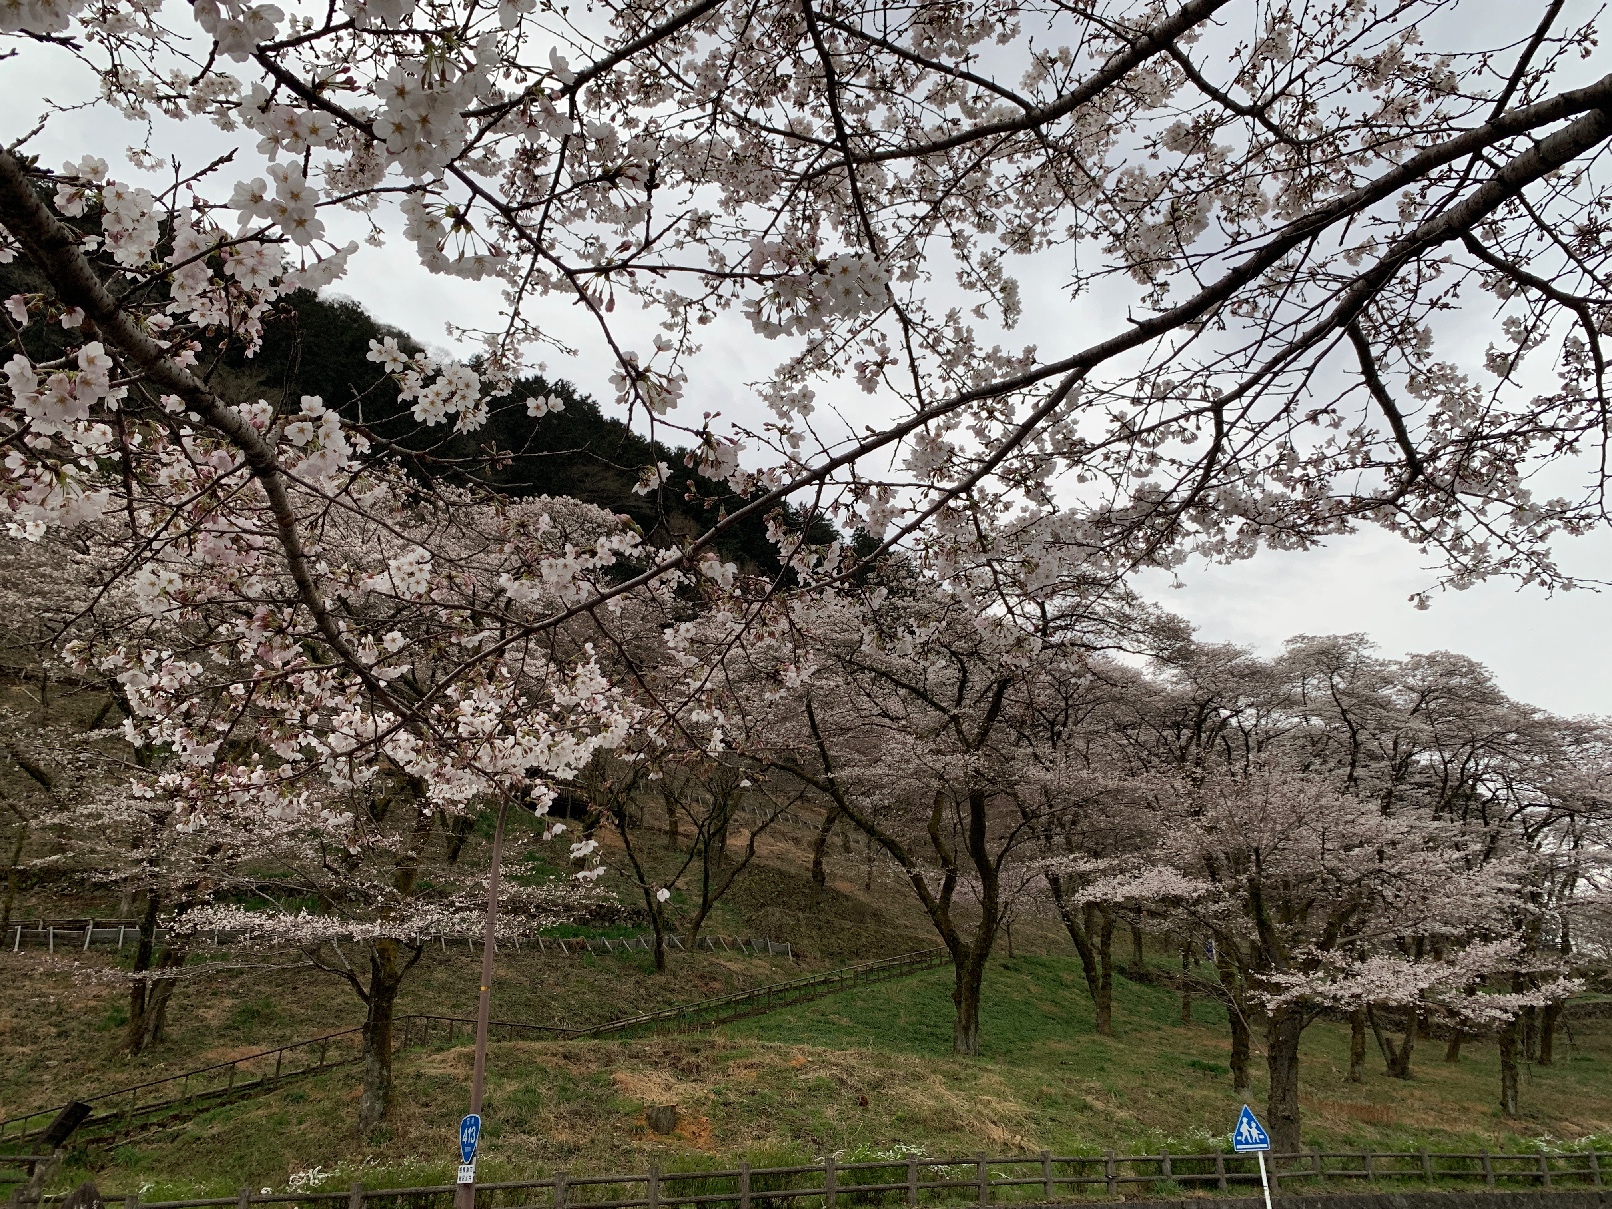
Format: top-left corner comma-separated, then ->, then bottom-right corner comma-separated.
456,799 -> 510,1209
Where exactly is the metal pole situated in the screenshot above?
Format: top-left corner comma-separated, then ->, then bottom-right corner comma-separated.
455,799 -> 510,1209
1257,1152 -> 1273,1209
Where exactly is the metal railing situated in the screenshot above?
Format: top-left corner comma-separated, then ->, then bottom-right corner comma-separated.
0,949 -> 947,1149
26,1147 -> 1610,1209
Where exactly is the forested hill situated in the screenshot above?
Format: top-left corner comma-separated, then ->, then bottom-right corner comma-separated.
0,232 -> 798,567
242,290 -> 792,568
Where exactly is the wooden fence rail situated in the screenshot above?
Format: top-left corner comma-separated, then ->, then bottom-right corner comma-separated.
5,923 -> 792,961
0,1029 -> 368,1148
0,950 -> 948,1149
18,1149 -> 1608,1209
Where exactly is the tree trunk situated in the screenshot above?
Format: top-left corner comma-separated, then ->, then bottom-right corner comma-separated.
1129,924 -> 1145,975
358,940 -> 405,1132
129,942 -> 184,1054
1538,1001 -> 1560,1066
126,893 -> 160,1053
0,822 -> 24,938
1521,1005 -> 1538,1062
1095,910 -> 1114,1036
952,951 -> 985,1056
444,813 -> 475,864
1348,1009 -> 1367,1082
136,953 -> 181,1050
1367,1004 -> 1415,1079
1390,1007 -> 1415,1078
1498,1018 -> 1520,1117
1444,1032 -> 1464,1064
649,904 -> 668,974
664,791 -> 680,849
1214,951 -> 1250,1095
711,811 -> 731,870
1048,879 -> 1113,1036
1179,945 -> 1192,1024
810,806 -> 839,887
1265,1005 -> 1305,1155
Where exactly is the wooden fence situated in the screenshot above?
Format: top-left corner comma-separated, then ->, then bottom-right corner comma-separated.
21,1148 -> 1611,1209
0,1028 -> 368,1149
5,922 -> 792,961
0,949 -> 949,1150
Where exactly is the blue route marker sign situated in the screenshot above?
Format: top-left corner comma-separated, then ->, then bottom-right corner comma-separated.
1232,1105 -> 1270,1152
460,1114 -> 482,1165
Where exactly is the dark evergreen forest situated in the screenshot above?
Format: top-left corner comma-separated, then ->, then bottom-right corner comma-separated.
3,244 -> 822,568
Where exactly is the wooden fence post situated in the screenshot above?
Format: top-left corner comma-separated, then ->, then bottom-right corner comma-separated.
1104,1151 -> 1116,1198
1040,1151 -> 1053,1201
1310,1148 -> 1321,1181
1214,1153 -> 1227,1193
1540,1154 -> 1552,1188
348,1180 -> 364,1209
1589,1151 -> 1602,1188
740,1160 -> 751,1209
1160,1152 -> 1171,1187
906,1158 -> 919,1208
555,1172 -> 568,1209
648,1163 -> 660,1209
1268,1159 -> 1280,1195
1364,1148 -> 1373,1181
1420,1148 -> 1432,1183
976,1154 -> 989,1208
124,1195 -> 138,1209
238,1186 -> 252,1209
1481,1150 -> 1494,1187
824,1155 -> 836,1209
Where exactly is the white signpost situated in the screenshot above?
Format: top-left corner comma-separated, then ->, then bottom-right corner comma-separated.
1232,1105 -> 1273,1209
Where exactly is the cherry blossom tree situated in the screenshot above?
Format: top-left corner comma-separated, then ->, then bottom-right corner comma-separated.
8,0 -> 1612,1153
8,0 -> 1612,663
0,530 -> 218,1052
587,744 -> 802,974
726,568 -> 1164,1055
1078,765 -> 1532,1154
3,482 -> 648,1124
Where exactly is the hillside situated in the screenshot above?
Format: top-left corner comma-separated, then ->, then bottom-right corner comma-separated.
0,248 -> 818,570
1,268 -> 1605,1205
3,831 -> 1609,1197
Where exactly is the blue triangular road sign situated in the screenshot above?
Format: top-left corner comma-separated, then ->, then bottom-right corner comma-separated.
1232,1105 -> 1270,1152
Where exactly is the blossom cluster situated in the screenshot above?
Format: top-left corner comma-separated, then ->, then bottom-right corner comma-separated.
742,241 -> 892,339
365,337 -> 487,429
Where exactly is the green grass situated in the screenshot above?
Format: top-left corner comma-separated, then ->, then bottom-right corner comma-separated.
26,954 -> 1610,1201
721,955 -> 1229,1059
6,829 -> 1609,1202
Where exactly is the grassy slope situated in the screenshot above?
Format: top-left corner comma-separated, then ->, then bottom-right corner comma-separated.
0,943 -> 803,1117
6,767 -> 1607,1198
30,954 -> 1612,1199
0,795 -> 924,1120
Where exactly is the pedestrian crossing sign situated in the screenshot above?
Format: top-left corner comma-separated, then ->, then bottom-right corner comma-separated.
1232,1105 -> 1270,1152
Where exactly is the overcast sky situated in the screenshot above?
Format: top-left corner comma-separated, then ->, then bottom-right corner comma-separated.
11,1 -> 1612,720
306,191 -> 1612,724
